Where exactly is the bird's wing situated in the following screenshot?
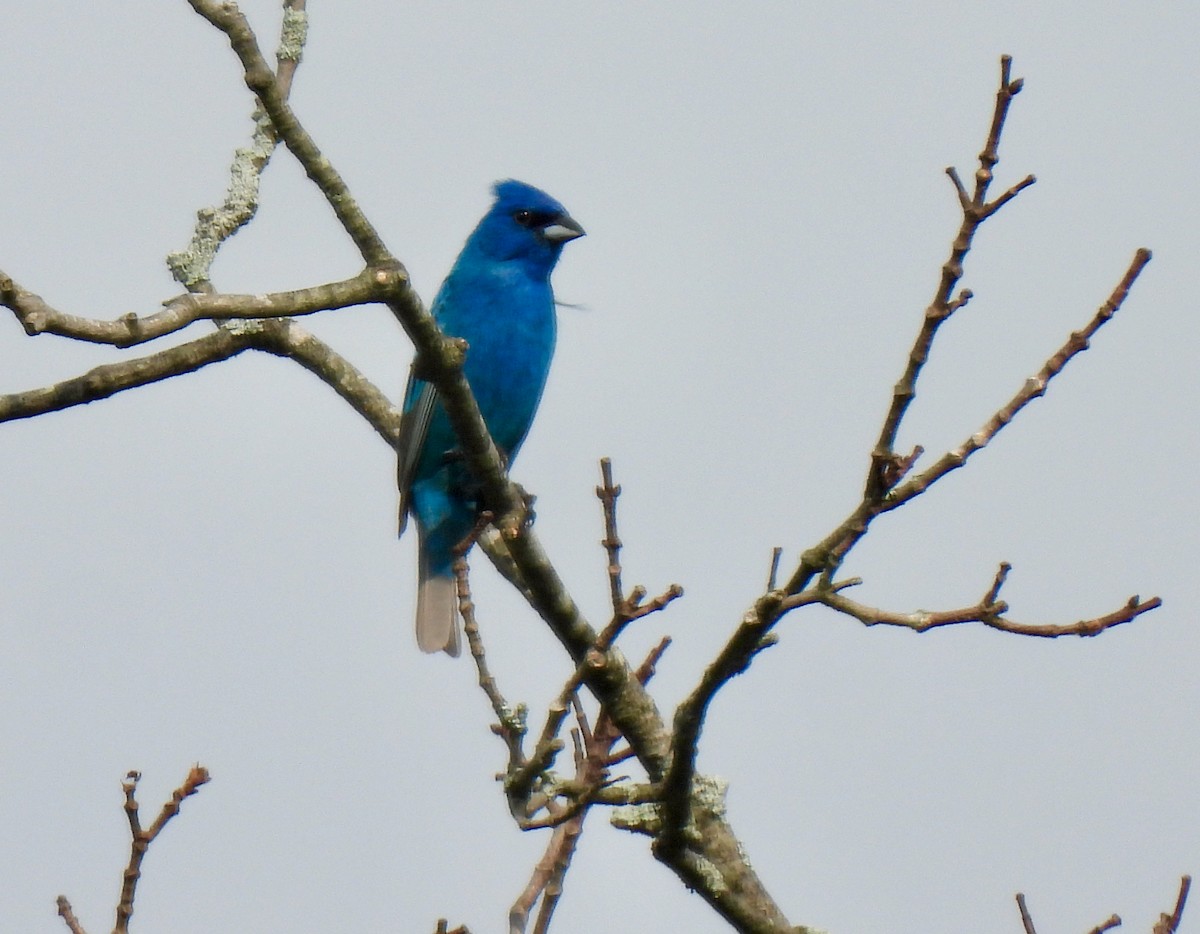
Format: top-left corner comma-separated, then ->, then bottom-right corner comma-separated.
397,370 -> 438,536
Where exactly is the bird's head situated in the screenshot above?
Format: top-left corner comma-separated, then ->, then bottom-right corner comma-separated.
469,180 -> 585,274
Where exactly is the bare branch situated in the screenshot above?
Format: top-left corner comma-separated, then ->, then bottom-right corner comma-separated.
512,639 -> 680,932
0,327 -> 256,423
651,61 -> 1161,931
1154,875 -> 1192,934
981,173 -> 1037,219
865,55 -> 1030,505
817,582 -> 1160,638
1015,892 -> 1037,934
509,815 -> 583,934
252,317 -> 401,446
592,458 -> 683,636
659,591 -> 784,853
766,547 -> 783,591
55,896 -> 88,934
114,766 -> 211,934
596,457 -> 626,617
888,248 -> 1153,510
1014,874 -> 1192,934
455,517 -> 535,786
778,59 -> 1043,602
1,269 -> 385,347
977,55 -> 1025,200
168,0 -> 308,288
187,0 -> 390,268
0,316 -> 402,452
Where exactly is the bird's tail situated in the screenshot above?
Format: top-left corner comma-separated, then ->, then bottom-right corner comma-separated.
415,527 -> 462,657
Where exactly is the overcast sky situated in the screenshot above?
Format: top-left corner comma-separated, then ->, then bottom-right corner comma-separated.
2,3 -> 1197,932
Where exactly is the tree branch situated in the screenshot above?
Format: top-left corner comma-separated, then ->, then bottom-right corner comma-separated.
55,897 -> 87,934
114,766 -> 211,933
186,0 -> 388,269
56,767 -> 210,934
887,248 -> 1152,511
168,0 -> 308,289
1154,875 -> 1191,934
816,568 -> 1161,638
652,58 -> 1162,932
252,317 -> 402,446
1,268 -> 385,347
866,55 -> 1031,504
0,327 -> 257,423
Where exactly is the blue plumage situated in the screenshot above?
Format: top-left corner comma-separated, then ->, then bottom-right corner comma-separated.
398,180 -> 584,655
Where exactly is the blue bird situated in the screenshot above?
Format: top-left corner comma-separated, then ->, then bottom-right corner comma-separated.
398,180 -> 585,656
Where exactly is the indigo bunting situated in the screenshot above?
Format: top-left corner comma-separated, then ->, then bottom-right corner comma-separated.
398,180 -> 584,656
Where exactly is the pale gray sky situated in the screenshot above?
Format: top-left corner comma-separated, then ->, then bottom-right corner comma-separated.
2,3 -> 1197,932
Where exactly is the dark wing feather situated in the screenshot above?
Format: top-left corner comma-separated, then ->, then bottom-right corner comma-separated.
396,370 -> 438,536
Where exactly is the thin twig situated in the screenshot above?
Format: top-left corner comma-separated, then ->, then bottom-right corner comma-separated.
55,896 -> 87,934
455,515 -> 532,779
592,458 -> 683,642
596,457 -> 626,615
783,57 -> 1040,600
888,248 -> 1153,511
815,584 -> 1159,638
511,640 -> 671,933
766,547 -> 782,591
114,766 -> 211,934
1015,892 -> 1037,934
1154,875 -> 1191,934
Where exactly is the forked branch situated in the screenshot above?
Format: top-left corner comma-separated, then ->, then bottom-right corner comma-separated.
56,766 -> 211,934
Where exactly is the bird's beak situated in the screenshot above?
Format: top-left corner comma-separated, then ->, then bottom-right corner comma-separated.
542,214 -> 585,243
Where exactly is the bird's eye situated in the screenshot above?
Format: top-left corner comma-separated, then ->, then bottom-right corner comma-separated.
512,209 -> 552,228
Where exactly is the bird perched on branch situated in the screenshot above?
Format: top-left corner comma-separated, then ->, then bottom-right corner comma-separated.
397,180 -> 585,656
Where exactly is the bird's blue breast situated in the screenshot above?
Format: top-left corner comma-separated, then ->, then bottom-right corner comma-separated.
410,258 -> 557,485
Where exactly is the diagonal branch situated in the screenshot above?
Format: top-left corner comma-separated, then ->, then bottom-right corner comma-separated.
186,0 -> 389,269
184,1 -> 518,539
887,248 -> 1152,510
0,328 -> 257,423
1155,875 -> 1191,934
167,0 -> 308,289
1015,892 -> 1037,934
55,897 -> 87,934
252,317 -> 402,445
658,591 -> 783,854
